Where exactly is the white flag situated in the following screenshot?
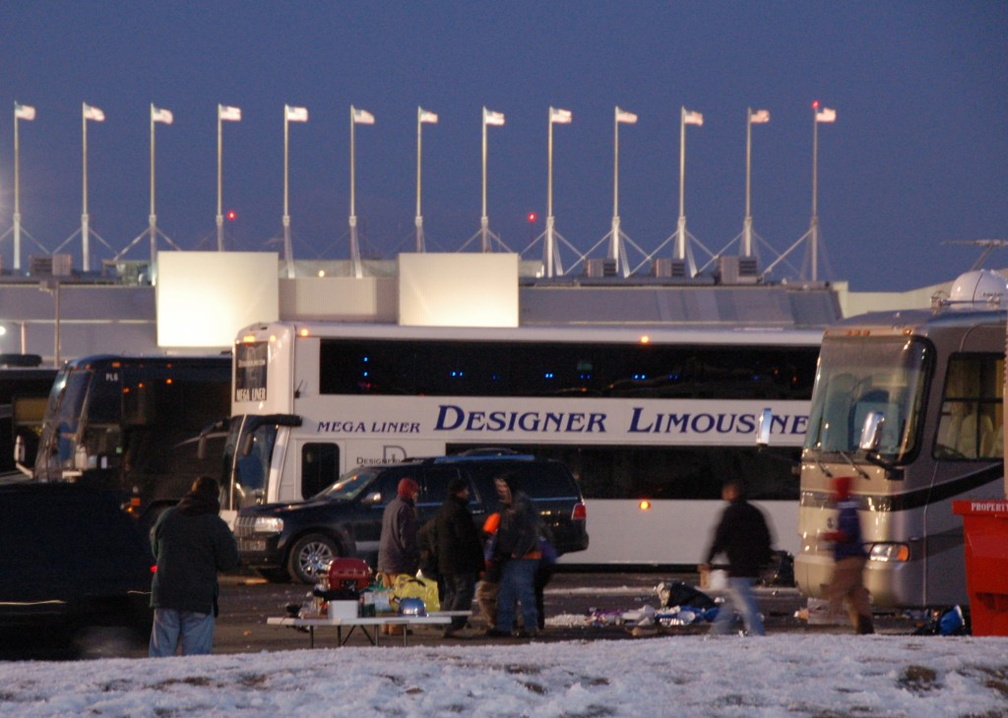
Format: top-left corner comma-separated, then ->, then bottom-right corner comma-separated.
816,107 -> 837,123
419,107 -> 438,124
83,103 -> 105,122
550,107 -> 572,124
683,108 -> 704,126
151,105 -> 173,125
14,102 -> 35,121
352,107 -> 375,125
218,104 -> 241,122
285,105 -> 308,122
749,109 -> 770,124
483,107 -> 505,126
615,107 -> 637,124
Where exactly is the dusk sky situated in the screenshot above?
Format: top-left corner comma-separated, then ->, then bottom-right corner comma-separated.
0,2 -> 1004,291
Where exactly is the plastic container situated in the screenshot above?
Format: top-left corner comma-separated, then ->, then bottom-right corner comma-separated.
953,499 -> 1008,636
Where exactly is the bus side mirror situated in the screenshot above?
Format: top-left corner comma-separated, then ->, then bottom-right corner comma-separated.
859,411 -> 885,453
756,408 -> 773,447
239,432 -> 255,458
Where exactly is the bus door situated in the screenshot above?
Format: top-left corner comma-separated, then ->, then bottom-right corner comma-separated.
926,349 -> 1004,604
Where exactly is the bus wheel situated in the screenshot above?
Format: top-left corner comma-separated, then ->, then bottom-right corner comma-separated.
288,534 -> 339,584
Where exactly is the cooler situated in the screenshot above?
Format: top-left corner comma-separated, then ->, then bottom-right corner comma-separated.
953,499 -> 1008,636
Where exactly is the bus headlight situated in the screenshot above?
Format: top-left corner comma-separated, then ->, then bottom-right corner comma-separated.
867,543 -> 910,562
252,517 -> 284,535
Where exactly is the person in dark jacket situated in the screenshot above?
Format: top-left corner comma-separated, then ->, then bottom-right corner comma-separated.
377,477 -> 421,584
149,476 -> 239,657
822,475 -> 874,634
435,477 -> 484,636
488,474 -> 541,637
700,478 -> 773,636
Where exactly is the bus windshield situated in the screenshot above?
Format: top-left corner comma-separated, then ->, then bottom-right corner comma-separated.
805,335 -> 931,461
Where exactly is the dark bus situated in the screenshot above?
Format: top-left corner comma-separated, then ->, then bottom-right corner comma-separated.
33,354 -> 231,530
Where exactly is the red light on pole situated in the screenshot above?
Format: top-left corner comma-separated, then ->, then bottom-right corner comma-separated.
812,100 -> 820,110
527,212 -> 537,224
227,210 -> 237,221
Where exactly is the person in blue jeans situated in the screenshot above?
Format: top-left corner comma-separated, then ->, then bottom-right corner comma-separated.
487,474 -> 541,638
149,476 -> 239,657
700,478 -> 773,637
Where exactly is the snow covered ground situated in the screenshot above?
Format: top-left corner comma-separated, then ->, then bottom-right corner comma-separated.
2,632 -> 1007,717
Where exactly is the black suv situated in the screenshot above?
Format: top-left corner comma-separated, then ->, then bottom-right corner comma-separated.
234,454 -> 589,583
0,483 -> 155,658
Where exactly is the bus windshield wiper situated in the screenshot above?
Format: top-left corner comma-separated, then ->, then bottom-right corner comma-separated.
838,450 -> 869,479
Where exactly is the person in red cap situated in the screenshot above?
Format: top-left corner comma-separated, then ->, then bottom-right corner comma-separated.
377,477 -> 421,584
822,475 -> 874,634
376,477 -> 421,636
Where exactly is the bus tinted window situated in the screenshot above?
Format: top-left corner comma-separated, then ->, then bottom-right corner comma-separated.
934,355 -> 1004,460
301,442 -> 339,499
319,339 -> 817,400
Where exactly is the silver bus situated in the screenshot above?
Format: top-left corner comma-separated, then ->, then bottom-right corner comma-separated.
796,270 -> 1006,609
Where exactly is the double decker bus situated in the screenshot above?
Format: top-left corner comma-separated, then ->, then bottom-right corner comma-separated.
224,321 -> 822,566
33,354 -> 231,530
796,270 -> 1007,609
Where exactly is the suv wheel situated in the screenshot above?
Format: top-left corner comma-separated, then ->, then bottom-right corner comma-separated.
288,534 -> 339,584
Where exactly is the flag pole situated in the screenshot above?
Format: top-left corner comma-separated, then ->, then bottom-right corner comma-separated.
13,106 -> 23,271
283,106 -> 293,278
676,106 -> 687,263
216,105 -> 224,251
481,107 -> 489,252
415,107 -> 424,252
546,108 -> 555,277
811,105 -> 819,281
610,106 -> 621,270
744,107 -> 753,258
81,103 -> 90,272
149,104 -> 158,273
348,106 -> 361,278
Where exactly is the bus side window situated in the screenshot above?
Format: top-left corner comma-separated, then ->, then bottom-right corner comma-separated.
301,443 -> 339,499
935,355 -> 1003,460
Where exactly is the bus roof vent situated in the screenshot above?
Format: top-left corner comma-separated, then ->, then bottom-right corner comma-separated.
948,270 -> 1008,307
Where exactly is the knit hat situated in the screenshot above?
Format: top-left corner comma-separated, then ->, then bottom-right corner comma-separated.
398,477 -> 420,498
448,477 -> 468,495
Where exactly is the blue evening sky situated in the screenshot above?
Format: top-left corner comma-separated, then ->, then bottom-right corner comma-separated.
0,2 -> 1004,291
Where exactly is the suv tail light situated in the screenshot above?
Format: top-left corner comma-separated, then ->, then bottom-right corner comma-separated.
571,502 -> 587,521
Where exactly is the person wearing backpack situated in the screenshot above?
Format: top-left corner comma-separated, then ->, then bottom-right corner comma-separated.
699,478 -> 773,636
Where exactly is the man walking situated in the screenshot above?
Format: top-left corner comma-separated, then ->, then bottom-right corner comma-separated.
435,477 -> 484,637
700,478 -> 773,636
823,475 -> 874,634
149,476 -> 239,657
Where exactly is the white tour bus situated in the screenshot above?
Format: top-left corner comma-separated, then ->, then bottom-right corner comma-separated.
795,270 -> 1007,609
224,321 -> 822,566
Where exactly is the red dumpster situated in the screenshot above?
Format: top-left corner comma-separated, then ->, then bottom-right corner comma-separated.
953,500 -> 1008,636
